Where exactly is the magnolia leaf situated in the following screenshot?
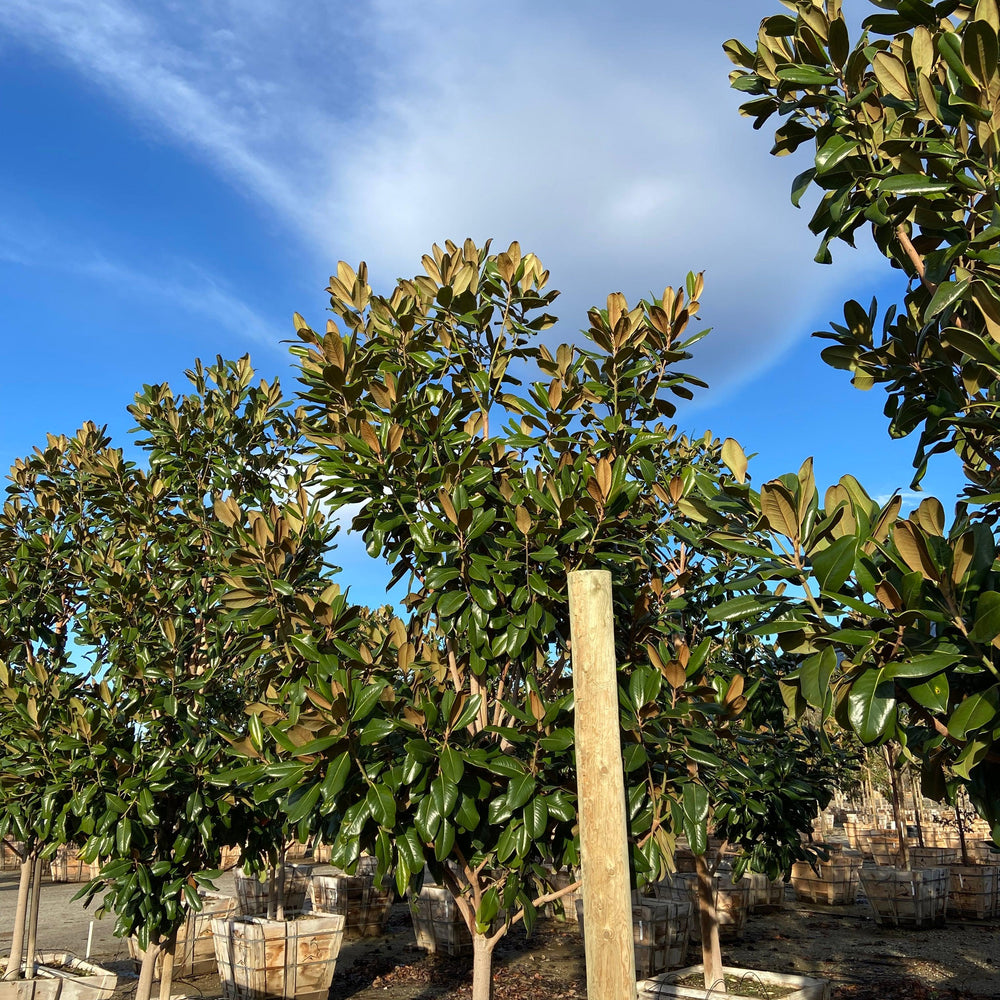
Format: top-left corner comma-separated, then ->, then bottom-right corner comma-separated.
873,52 -> 914,100
721,438 -> 748,484
760,481 -> 799,539
948,687 -> 1000,740
848,668 -> 897,743
893,521 -> 940,581
969,591 -> 1000,646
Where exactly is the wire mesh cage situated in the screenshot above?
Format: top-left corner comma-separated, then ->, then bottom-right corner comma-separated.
130,892 -> 238,976
236,866 -> 312,916
310,874 -> 392,938
790,853 -> 862,905
212,914 -> 345,1000
859,866 -> 949,929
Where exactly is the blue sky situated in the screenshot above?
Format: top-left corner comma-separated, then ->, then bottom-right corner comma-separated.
0,1 -> 966,608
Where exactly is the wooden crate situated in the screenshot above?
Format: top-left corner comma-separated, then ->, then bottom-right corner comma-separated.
1,840 -> 24,872
576,896 -> 692,978
859,867 -> 948,928
311,874 -> 392,938
236,866 -> 312,916
672,846 -> 719,874
865,834 -> 904,867
947,864 -> 999,919
790,853 -> 862,905
220,847 -> 243,871
651,874 -> 750,941
0,953 -> 118,1000
541,867 -> 582,924
284,840 -> 310,862
409,886 -> 471,956
49,848 -> 99,884
211,914 -> 344,1000
909,847 -> 958,869
964,840 -> 1000,864
309,842 -> 331,864
129,892 -> 238,976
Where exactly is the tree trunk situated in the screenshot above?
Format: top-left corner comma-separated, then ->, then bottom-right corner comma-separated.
885,746 -> 908,868
471,932 -> 495,1000
3,854 -> 33,979
694,852 -> 724,992
135,941 -> 160,1000
266,864 -> 277,921
24,853 -> 44,978
910,770 -> 925,848
158,930 -> 177,1000
276,846 -> 287,921
956,792 -> 970,866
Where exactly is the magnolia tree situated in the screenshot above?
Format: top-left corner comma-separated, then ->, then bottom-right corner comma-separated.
51,358 -> 331,1000
0,427 -> 134,981
721,0 -> 1000,832
215,240 -> 843,998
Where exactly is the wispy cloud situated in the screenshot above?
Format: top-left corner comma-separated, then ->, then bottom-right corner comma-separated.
0,209 -> 283,351
0,0 -> 881,394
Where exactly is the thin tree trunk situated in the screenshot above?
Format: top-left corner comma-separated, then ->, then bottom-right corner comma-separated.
3,854 -> 33,979
865,765 -> 877,825
471,932 -> 495,1000
885,746 -> 908,868
266,865 -> 277,921
158,930 -> 177,1000
956,792 -> 970,866
694,852 -> 724,992
23,853 -> 44,978
135,941 -> 160,1000
911,770 -> 925,848
276,846 -> 287,921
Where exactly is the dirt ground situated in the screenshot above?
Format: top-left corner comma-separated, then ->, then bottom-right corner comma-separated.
3,861 -> 1000,1000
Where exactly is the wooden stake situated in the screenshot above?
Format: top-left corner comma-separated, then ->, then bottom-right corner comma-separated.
568,570 -> 636,1000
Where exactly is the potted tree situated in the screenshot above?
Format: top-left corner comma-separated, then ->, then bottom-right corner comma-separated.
229,239 -> 849,1000
59,358 -> 337,1000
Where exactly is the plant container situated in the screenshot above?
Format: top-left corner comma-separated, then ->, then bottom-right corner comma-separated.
637,964 -> 831,1000
947,864 -> 1000,919
577,896 -> 692,978
0,954 -> 117,1000
1,840 -> 23,872
537,866 -> 580,923
790,853 -> 862,905
651,874 -> 750,940
310,874 -> 392,938
409,885 -> 471,956
48,848 -> 98,884
908,847 -> 958,869
211,914 -> 345,1000
864,833 -> 903,867
965,840 -> 1000,864
858,866 -> 948,928
129,892 -> 238,977
235,866 -> 312,916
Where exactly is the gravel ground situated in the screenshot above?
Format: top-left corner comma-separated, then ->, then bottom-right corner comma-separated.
2,865 -> 1000,999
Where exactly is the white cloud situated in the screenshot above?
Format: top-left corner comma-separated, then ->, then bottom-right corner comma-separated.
0,209 -> 283,351
0,0 -> 882,395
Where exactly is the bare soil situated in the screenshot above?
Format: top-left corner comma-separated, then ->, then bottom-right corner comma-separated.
2,865 -> 999,1000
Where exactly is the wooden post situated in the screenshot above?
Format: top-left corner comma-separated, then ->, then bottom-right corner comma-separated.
568,570 -> 636,1000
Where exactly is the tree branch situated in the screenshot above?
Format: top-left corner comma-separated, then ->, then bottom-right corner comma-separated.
895,225 -> 938,294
